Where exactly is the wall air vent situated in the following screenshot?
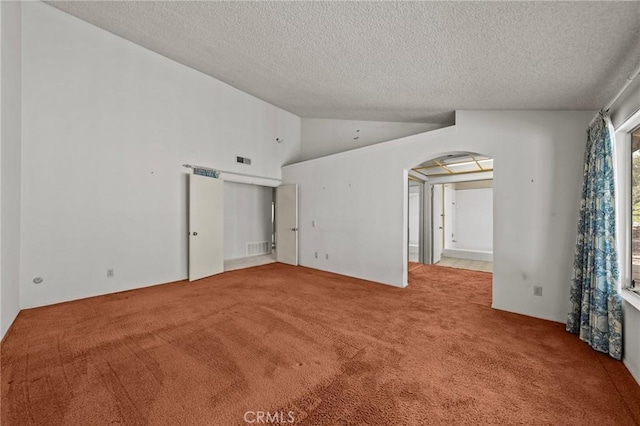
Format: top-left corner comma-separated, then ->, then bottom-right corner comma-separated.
247,241 -> 270,256
236,156 -> 252,165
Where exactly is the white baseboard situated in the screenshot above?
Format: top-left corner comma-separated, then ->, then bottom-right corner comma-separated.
442,248 -> 493,262
623,358 -> 640,386
1,308 -> 20,342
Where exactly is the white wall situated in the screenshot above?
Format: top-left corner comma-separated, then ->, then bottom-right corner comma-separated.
1,1 -> 21,339
453,187 -> 493,252
20,2 -> 301,308
611,72 -> 640,130
300,118 -> 444,162
224,182 -> 273,260
624,305 -> 640,384
283,110 -> 593,323
443,185 -> 456,249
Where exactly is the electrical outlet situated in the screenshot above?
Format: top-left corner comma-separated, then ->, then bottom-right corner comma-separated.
107,269 -> 114,278
315,252 -> 318,259
533,286 -> 542,296
312,220 -> 316,227
325,254 -> 329,260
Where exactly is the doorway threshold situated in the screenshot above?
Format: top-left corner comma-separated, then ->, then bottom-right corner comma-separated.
224,253 -> 276,272
436,256 -> 493,273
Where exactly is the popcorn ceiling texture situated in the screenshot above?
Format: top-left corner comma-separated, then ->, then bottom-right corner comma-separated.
45,1 -> 640,124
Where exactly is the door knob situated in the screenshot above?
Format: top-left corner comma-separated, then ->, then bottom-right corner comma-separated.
193,232 -> 198,236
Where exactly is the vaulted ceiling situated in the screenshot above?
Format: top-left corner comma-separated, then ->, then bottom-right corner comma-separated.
47,1 -> 640,124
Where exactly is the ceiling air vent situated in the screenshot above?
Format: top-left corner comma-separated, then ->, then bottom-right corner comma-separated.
236,156 -> 252,165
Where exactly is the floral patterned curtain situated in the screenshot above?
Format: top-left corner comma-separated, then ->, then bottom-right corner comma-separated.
567,112 -> 623,360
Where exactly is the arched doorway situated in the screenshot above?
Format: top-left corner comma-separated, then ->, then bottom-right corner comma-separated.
407,152 -> 494,273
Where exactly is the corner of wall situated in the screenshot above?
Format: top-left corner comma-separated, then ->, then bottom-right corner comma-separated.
0,0 -> 22,340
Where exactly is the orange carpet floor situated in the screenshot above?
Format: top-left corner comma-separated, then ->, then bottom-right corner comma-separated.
2,263 -> 639,425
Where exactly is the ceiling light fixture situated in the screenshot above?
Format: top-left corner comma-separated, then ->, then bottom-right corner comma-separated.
446,160 -> 476,167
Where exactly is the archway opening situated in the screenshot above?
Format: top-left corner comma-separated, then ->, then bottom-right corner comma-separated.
407,151 -> 494,274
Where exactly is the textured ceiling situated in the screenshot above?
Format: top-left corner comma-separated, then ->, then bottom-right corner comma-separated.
46,1 -> 640,124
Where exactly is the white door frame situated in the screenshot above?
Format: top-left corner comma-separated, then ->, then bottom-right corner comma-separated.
408,179 -> 424,263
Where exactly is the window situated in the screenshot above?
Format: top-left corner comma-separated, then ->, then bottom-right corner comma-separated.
630,125 -> 640,292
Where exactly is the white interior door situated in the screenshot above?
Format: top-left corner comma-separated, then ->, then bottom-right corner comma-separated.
189,175 -> 224,281
432,184 -> 443,264
276,184 -> 298,265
